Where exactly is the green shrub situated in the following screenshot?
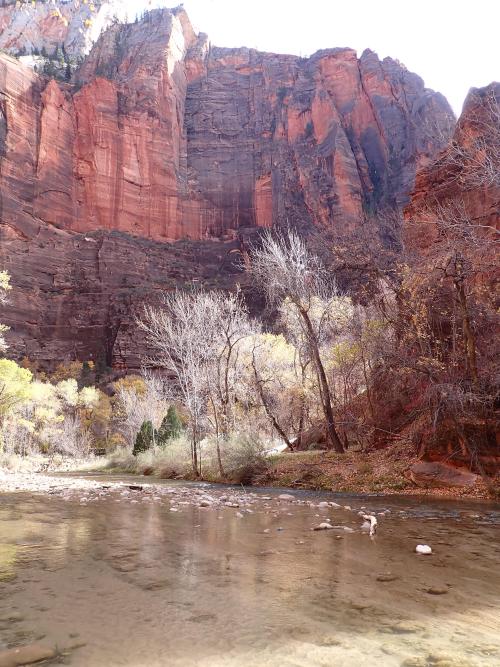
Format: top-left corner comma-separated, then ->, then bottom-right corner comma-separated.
157,406 -> 182,446
133,420 -> 155,456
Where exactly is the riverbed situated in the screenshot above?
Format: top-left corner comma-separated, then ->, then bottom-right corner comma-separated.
0,473 -> 499,666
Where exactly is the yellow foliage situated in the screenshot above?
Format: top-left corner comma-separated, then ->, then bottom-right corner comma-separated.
0,360 -> 32,418
50,361 -> 83,383
0,271 -> 10,296
113,375 -> 147,397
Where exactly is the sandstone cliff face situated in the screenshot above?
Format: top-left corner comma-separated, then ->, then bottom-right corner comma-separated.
405,82 -> 500,247
0,0 -> 140,59
0,7 -> 454,244
0,6 -> 456,367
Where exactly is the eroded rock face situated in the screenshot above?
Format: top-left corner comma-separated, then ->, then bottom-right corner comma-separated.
0,6 -> 455,366
0,0 -> 146,59
405,82 -> 500,249
0,7 -> 454,244
0,216 -> 248,369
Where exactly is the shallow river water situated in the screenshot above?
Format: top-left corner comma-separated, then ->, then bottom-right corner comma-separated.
0,475 -> 499,666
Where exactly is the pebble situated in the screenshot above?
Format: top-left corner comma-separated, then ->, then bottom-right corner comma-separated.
426,586 -> 449,595
416,544 -> 432,555
376,573 -> 399,582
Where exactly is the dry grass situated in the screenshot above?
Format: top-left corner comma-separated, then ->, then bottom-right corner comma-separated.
255,441 -> 496,498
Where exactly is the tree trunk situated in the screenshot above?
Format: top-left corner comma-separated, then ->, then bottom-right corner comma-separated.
298,306 -> 345,453
455,279 -> 478,384
252,351 -> 295,450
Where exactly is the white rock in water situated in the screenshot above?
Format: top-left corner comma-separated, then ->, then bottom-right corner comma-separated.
416,544 -> 432,555
318,501 -> 330,508
361,514 -> 378,536
278,494 -> 295,501
313,523 -> 334,531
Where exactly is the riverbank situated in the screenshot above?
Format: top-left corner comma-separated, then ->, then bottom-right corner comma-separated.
103,441 -> 498,500
256,445 -> 499,500
1,441 -> 497,500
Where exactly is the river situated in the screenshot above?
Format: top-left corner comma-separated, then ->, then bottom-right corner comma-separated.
0,474 -> 499,666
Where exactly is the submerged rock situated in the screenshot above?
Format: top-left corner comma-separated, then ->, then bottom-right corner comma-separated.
313,523 -> 334,531
0,643 -> 56,667
376,573 -> 399,582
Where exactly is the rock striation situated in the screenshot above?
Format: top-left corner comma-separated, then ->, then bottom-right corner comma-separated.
0,5 -> 455,367
0,0 -> 143,59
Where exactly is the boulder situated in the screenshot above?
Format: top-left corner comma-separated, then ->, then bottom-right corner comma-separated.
410,462 -> 479,488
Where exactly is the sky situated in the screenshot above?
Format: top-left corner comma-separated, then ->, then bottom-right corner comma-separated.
129,0 -> 499,115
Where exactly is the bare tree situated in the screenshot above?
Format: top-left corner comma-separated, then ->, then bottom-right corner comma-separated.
446,88 -> 500,189
251,230 -> 346,452
139,289 -> 253,476
205,289 -> 254,476
114,372 -> 169,448
249,337 -> 297,450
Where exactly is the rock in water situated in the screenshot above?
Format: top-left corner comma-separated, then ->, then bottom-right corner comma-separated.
416,544 -> 432,555
0,643 -> 56,667
313,523 -> 334,531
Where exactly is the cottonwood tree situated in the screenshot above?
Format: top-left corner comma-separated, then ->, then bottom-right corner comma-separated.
113,373 -> 168,448
205,290 -> 254,476
0,271 -> 11,354
244,333 -> 304,449
251,230 -> 346,452
139,289 -> 253,476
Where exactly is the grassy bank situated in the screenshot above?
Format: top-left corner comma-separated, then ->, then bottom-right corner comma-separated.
2,437 -> 496,500
103,440 -> 498,500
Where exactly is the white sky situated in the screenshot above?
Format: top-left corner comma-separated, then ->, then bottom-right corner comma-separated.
130,0 -> 499,115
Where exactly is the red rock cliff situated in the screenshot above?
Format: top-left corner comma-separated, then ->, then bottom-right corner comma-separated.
0,7 -> 456,367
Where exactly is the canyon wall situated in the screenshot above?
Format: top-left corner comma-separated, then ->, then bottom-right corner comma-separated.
0,4 -> 456,367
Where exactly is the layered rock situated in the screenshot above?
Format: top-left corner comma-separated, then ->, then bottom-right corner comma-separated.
405,82 -> 500,247
0,0 -> 145,59
0,7 -> 454,244
0,6 -> 456,367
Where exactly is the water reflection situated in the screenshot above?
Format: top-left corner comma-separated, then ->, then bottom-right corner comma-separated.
0,488 -> 499,666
